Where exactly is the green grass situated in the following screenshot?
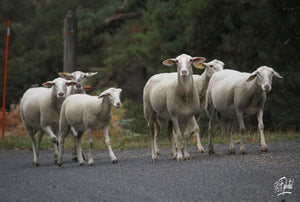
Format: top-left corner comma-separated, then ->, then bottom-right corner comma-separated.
1,130 -> 299,151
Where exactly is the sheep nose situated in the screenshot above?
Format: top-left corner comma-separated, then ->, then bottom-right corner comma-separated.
76,84 -> 82,89
181,70 -> 188,76
264,85 -> 270,90
115,102 -> 121,108
58,92 -> 65,97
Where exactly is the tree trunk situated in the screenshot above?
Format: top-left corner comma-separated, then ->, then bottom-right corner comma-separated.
63,10 -> 77,73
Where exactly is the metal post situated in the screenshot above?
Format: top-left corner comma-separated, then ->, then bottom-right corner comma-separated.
2,20 -> 11,140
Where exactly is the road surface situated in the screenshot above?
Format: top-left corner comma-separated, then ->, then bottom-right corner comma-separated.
0,140 -> 299,201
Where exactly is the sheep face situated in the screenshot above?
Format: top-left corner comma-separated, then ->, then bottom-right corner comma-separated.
99,88 -> 122,108
43,78 -> 77,99
163,54 -> 206,78
194,59 -> 224,78
58,71 -> 97,93
246,66 -> 283,93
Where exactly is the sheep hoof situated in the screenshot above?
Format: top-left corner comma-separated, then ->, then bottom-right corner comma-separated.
208,150 -> 215,155
152,158 -> 157,163
57,162 -> 62,167
176,155 -> 183,162
261,146 -> 268,152
33,162 -> 40,167
112,159 -> 118,164
240,150 -> 246,155
72,157 -> 78,162
79,162 -> 85,166
184,156 -> 191,161
198,149 -> 205,153
229,149 -> 236,154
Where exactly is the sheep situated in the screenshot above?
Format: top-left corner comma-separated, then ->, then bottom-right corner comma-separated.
205,66 -> 283,155
58,71 -> 97,161
20,78 -> 77,166
188,59 -> 225,152
162,59 -> 225,154
57,87 -> 122,166
143,54 -> 206,162
58,71 -> 97,96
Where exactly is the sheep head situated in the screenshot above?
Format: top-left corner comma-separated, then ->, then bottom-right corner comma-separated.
246,66 -> 283,93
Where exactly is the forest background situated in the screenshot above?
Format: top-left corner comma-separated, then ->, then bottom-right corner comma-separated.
0,0 -> 299,139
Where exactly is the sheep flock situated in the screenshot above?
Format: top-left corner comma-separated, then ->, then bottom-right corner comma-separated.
19,54 -> 283,166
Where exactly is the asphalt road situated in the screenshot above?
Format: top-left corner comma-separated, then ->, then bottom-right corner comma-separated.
0,140 -> 299,202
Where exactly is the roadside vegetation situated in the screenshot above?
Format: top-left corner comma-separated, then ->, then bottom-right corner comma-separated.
1,104 -> 299,151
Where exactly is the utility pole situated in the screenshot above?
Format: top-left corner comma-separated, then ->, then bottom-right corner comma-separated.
63,10 -> 77,73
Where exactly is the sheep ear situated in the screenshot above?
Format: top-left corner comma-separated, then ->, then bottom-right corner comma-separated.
118,88 -> 122,93
246,74 -> 257,82
163,59 -> 176,66
58,72 -> 72,79
67,81 -> 77,86
193,62 -> 206,69
192,57 -> 206,63
274,71 -> 283,79
85,72 -> 98,77
98,91 -> 108,99
43,81 -> 55,88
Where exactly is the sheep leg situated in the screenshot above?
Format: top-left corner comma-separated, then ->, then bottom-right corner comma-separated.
183,118 -> 194,160
237,112 -> 246,155
75,131 -> 85,165
70,127 -> 85,162
149,115 -> 158,162
167,121 -> 177,159
45,126 -> 58,143
192,116 -> 204,153
154,119 -> 161,156
103,125 -> 118,163
172,117 -> 183,161
87,129 -> 94,166
257,110 -> 267,152
25,126 -> 39,166
208,109 -> 216,155
36,130 -> 44,161
71,126 -> 79,162
44,126 -> 59,162
228,120 -> 235,154
217,113 -> 226,138
57,125 -> 70,166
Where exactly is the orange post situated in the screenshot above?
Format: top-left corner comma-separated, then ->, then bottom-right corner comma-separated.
2,20 -> 11,140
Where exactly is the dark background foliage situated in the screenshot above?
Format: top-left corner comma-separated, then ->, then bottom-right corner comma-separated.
0,0 -> 299,131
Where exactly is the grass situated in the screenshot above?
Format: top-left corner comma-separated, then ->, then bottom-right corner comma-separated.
1,103 -> 299,151
1,129 -> 299,151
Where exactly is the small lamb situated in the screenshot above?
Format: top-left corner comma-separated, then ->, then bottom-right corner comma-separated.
57,87 -> 122,166
206,66 -> 282,154
20,78 -> 77,166
143,54 -> 206,162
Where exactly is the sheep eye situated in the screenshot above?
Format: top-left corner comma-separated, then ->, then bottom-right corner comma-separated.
210,65 -> 213,68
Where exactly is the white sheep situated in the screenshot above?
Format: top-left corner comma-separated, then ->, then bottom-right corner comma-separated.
206,66 -> 283,154
143,54 -> 206,162
162,59 -> 224,154
20,78 -> 77,166
57,87 -> 122,166
58,71 -> 97,161
58,71 -> 97,96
